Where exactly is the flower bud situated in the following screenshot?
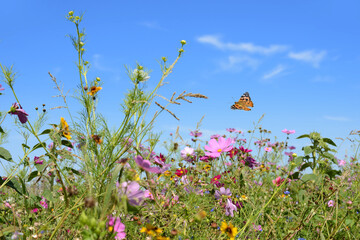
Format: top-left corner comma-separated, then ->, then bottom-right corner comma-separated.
96,77 -> 101,82
79,42 -> 84,47
179,48 -> 184,53
84,61 -> 89,65
162,57 -> 167,62
180,40 -> 187,45
84,86 -> 88,91
75,16 -> 80,21
68,11 -> 74,16
292,153 -> 297,158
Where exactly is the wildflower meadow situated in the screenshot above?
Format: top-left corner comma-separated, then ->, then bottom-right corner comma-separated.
1,11 -> 360,240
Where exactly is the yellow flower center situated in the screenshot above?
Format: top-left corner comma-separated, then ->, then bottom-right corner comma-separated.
217,148 -> 222,152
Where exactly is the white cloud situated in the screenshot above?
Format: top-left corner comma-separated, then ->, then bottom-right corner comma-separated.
288,50 -> 326,68
197,35 -> 288,55
324,116 -> 350,122
263,65 -> 285,80
313,75 -> 335,82
219,55 -> 260,72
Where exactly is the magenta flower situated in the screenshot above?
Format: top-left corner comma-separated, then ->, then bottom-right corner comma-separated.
204,137 -> 234,158
117,181 -> 147,206
135,155 -> 169,174
190,130 -> 202,137
181,147 -> 195,162
31,208 -> 39,213
239,146 -> 252,153
107,215 -> 126,239
282,129 -> 295,134
34,156 -> 44,165
328,200 -> 335,207
272,176 -> 284,187
9,103 -> 28,124
4,201 -> 11,209
0,84 -> 4,92
225,198 -> 237,217
40,196 -> 48,209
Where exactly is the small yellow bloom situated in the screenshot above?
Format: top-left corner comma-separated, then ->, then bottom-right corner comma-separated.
156,236 -> 170,240
108,226 -> 113,232
140,224 -> 162,237
220,221 -> 238,240
60,117 -> 71,140
164,170 -> 171,177
203,165 -> 211,172
239,195 -> 248,201
87,86 -> 102,96
292,153 -> 297,157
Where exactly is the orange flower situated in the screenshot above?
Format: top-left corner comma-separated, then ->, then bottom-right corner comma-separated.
60,117 -> 71,140
91,134 -> 103,144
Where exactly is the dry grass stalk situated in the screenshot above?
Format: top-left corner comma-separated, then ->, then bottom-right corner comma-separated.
155,101 -> 179,121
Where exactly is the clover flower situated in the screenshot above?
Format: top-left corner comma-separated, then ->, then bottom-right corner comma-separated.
9,103 -> 28,124
204,137 -> 234,158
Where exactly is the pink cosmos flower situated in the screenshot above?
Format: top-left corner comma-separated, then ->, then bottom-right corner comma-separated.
226,128 -> 236,133
338,159 -> 346,167
107,215 -> 126,239
4,201 -> 11,209
210,134 -> 220,139
0,84 -> 4,91
190,130 -> 202,137
264,147 -> 272,152
282,129 -> 295,134
288,146 -> 296,150
214,187 -> 232,200
328,200 -> 335,207
9,103 -> 28,124
134,155 -> 169,174
181,147 -> 195,162
204,137 -> 234,158
40,196 -> 48,209
272,176 -> 284,187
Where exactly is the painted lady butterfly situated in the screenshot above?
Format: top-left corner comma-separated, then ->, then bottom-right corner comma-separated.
231,92 -> 254,111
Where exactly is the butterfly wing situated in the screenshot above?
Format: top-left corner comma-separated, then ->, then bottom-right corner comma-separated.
231,92 -> 253,111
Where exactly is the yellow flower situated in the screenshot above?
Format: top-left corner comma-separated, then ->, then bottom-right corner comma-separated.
239,195 -> 248,201
220,221 -> 238,240
87,86 -> 102,96
203,165 -> 211,172
60,117 -> 71,140
164,170 -> 171,177
156,236 -> 170,240
140,224 -> 162,237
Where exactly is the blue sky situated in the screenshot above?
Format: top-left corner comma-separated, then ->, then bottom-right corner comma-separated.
1,0 -> 360,174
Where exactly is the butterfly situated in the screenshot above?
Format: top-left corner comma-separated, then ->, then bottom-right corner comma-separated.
231,92 -> 254,111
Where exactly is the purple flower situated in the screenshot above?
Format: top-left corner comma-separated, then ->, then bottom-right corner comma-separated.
31,208 -> 39,213
245,156 -> 258,169
9,103 -> 28,124
210,134 -> 220,139
117,181 -> 147,206
225,198 -> 237,217
338,159 -> 346,167
215,187 -> 232,200
34,156 -> 44,165
204,137 -> 234,158
11,231 -> 23,240
190,130 -> 202,137
135,155 -> 169,174
107,215 -> 126,239
226,128 -> 236,133
181,147 -> 195,162
328,200 -> 335,207
253,224 -> 262,231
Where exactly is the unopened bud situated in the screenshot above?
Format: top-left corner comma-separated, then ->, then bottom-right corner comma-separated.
96,77 -> 101,82
68,11 -> 74,16
180,40 -> 187,45
162,57 -> 167,62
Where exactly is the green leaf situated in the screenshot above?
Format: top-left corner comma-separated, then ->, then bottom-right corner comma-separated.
32,142 -> 46,151
297,134 -> 310,139
22,143 -> 30,150
61,139 -> 73,148
301,173 -> 318,182
0,126 -> 4,133
39,129 -> 51,135
322,137 -> 337,147
0,147 -> 12,162
27,171 -> 39,182
289,172 -> 300,180
325,169 -> 341,179
64,167 -> 81,175
303,146 -> 313,155
300,162 -> 312,171
43,189 -> 54,202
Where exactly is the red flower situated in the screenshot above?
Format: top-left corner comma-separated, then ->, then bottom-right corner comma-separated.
211,175 -> 222,184
175,168 -> 188,177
